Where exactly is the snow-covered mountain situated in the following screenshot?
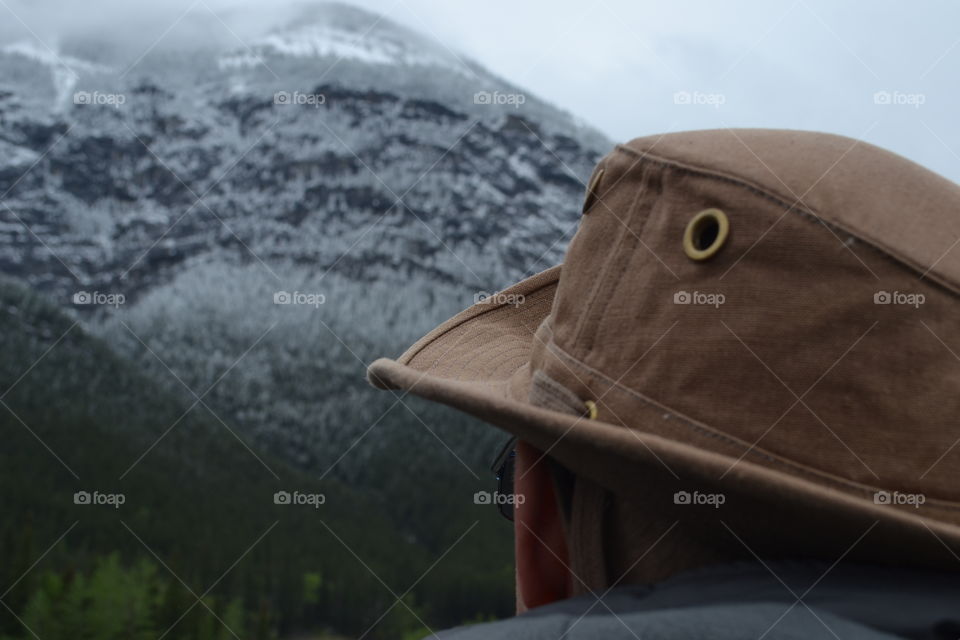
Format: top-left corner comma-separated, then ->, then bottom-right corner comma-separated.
0,2 -> 610,469
0,2 -> 608,295
219,5 -> 468,73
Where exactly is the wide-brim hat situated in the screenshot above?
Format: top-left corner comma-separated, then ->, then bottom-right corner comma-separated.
368,129 -> 960,564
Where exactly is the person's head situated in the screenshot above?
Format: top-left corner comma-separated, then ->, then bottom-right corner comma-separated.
512,439 -> 895,613
511,440 -> 745,612
371,129 -> 960,614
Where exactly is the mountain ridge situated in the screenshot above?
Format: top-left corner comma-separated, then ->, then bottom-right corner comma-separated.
0,0 -> 609,513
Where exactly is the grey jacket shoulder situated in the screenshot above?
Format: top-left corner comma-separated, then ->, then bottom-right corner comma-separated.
436,601 -> 902,640
434,563 -> 960,640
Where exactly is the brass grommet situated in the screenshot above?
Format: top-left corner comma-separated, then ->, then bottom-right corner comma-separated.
584,399 -> 598,420
683,208 -> 729,261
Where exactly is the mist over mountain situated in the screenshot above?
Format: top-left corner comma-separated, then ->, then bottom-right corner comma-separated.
1,1 -> 608,293
0,1 -> 610,474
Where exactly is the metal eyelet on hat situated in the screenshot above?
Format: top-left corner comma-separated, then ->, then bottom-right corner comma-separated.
583,400 -> 598,420
683,208 -> 729,261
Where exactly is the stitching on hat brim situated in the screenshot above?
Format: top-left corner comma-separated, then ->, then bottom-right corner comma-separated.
540,321 -> 960,512
530,368 -> 588,416
369,354 -> 960,548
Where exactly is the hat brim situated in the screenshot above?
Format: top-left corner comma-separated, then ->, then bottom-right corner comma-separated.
368,266 -> 960,562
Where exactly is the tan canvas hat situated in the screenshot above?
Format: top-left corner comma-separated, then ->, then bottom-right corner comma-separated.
368,129 -> 960,564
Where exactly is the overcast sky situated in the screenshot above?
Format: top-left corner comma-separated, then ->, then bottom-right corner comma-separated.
365,0 -> 960,182
4,0 -> 960,181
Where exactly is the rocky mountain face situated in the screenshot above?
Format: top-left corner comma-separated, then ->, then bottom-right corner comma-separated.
0,2 -> 610,471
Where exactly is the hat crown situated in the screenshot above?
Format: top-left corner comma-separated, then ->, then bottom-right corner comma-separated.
539,129 -> 960,504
